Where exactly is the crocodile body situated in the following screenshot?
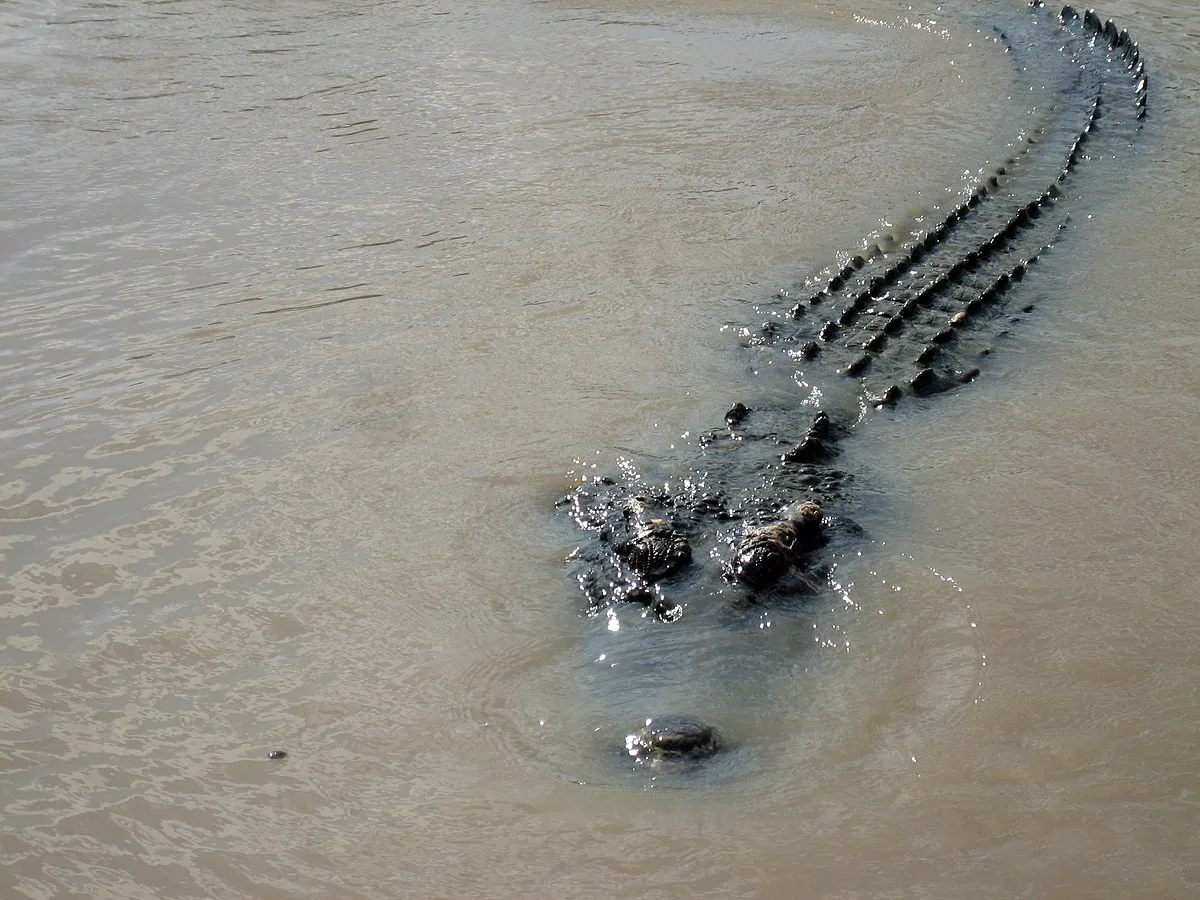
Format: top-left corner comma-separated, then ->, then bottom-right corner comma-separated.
559,3 -> 1146,768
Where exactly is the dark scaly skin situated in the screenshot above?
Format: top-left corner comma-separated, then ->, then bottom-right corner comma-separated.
560,3 -> 1147,766
731,500 -> 824,588
624,718 -> 722,767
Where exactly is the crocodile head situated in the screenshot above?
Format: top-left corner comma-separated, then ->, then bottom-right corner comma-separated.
624,717 -> 722,766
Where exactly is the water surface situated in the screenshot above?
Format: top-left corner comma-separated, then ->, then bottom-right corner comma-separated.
2,0 -> 1198,896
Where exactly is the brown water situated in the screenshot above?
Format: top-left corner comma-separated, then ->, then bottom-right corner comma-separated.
2,0 -> 1198,896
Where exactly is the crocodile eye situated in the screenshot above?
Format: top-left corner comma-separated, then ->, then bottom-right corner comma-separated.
735,545 -> 790,587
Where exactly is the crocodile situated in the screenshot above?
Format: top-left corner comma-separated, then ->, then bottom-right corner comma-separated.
558,2 -> 1146,769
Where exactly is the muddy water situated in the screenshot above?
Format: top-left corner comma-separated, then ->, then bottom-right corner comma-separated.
2,0 -> 1198,896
